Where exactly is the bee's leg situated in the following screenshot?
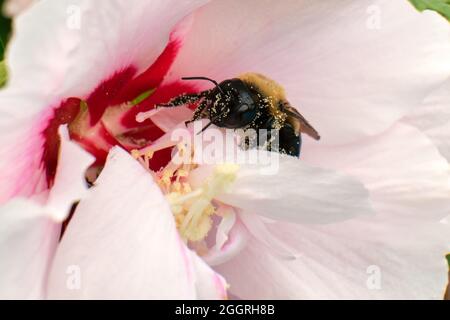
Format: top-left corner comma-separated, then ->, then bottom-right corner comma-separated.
157,90 -> 211,108
185,100 -> 208,126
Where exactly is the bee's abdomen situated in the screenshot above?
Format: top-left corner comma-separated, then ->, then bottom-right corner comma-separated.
250,115 -> 301,157
277,124 -> 301,157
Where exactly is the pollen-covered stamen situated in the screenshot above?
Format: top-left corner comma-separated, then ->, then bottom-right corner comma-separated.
132,140 -> 240,244
175,163 -> 239,242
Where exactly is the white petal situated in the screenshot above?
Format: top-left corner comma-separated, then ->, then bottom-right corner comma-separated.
0,126 -> 93,299
0,199 -> 60,299
167,0 -> 450,145
150,106 -> 194,133
188,250 -> 228,299
45,126 -> 94,221
301,123 -> 450,221
5,0 -> 209,107
216,220 -> 450,299
189,150 -> 373,224
47,147 -> 226,299
404,79 -> 450,162
203,215 -> 249,267
238,211 -> 298,260
0,107 -> 51,202
3,0 -> 35,17
214,206 -> 236,250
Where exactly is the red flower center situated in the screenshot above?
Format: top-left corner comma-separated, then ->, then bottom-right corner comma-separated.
41,32 -> 198,188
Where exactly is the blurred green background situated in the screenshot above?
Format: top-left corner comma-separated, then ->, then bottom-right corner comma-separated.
0,0 -> 12,60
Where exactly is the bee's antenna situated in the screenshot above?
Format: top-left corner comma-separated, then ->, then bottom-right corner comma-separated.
197,121 -> 214,135
182,77 -> 225,94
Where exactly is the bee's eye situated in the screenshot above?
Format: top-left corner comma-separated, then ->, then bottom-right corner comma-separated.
238,104 -> 250,113
238,104 -> 256,124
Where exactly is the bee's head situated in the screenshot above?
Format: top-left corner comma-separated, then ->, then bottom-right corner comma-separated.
207,79 -> 259,129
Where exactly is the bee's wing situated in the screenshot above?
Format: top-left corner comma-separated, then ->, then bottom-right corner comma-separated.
282,102 -> 320,140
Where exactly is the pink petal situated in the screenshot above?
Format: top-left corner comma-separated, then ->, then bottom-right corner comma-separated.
3,0 -> 35,17
166,0 -> 450,145
215,114 -> 450,299
404,79 -> 450,162
216,219 -> 450,299
47,147 -> 226,299
0,131 -> 93,299
0,0 -> 209,200
238,211 -> 297,260
0,104 -> 53,202
120,81 -> 197,132
45,127 -> 94,221
203,214 -> 250,267
148,106 -> 194,133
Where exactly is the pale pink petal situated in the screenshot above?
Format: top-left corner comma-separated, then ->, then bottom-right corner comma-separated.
215,206 -> 236,250
47,147 -> 226,299
301,123 -> 450,222
188,150 -> 373,224
45,127 -> 94,221
214,104 -> 450,299
404,79 -> 450,162
0,0 -> 209,201
213,123 -> 448,299
0,129 -> 93,299
0,199 -> 60,299
0,104 -> 52,202
149,106 -> 194,133
188,250 -> 228,299
203,217 -> 249,267
166,0 -> 450,145
5,0 -> 209,104
216,219 -> 450,299
238,211 -> 297,260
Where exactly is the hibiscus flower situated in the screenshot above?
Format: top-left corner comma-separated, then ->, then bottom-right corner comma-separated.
0,0 -> 449,299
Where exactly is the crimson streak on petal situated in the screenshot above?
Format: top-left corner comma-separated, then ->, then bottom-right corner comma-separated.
86,67 -> 137,126
42,98 -> 83,187
115,37 -> 185,104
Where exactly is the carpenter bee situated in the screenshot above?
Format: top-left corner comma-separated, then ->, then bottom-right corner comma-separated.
157,73 -> 320,157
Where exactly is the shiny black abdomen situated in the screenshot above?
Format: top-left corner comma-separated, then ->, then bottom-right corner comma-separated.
278,123 -> 301,157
